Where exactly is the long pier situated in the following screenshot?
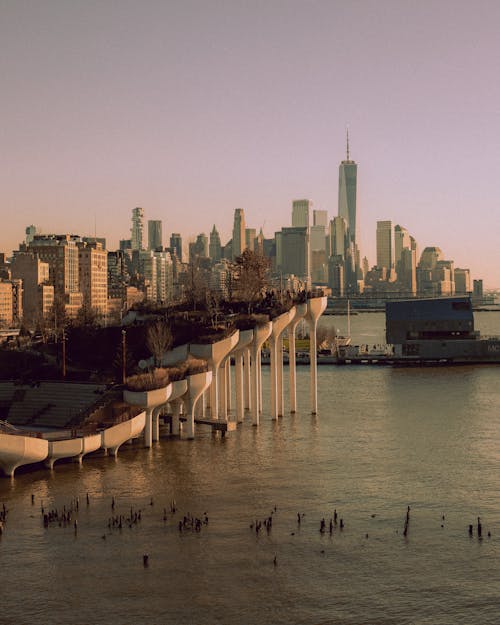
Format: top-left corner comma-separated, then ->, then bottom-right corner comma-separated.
0,297 -> 329,477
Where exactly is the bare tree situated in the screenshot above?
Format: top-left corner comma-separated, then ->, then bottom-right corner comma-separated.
206,290 -> 222,329
233,250 -> 270,312
146,320 -> 172,367
184,258 -> 209,311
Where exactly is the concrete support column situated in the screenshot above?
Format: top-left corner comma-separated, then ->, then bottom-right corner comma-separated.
144,407 -> 153,447
235,352 -> 244,422
269,310 -> 296,419
219,364 -> 227,421
226,359 -> 232,412
210,365 -> 220,421
305,297 -> 327,415
269,338 -> 278,420
171,400 -> 181,435
244,349 -> 252,411
258,354 -> 263,412
277,335 -> 284,417
251,322 -> 272,426
288,303 -> 307,413
152,406 -> 162,442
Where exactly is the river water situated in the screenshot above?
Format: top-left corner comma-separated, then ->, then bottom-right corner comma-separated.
1,312 -> 499,625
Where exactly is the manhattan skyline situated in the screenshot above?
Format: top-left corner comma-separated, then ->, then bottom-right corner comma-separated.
1,1 -> 499,287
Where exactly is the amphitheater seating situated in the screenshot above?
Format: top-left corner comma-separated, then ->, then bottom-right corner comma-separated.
4,382 -> 106,429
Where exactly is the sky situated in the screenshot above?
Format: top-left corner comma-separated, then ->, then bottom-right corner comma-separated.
1,0 -> 499,287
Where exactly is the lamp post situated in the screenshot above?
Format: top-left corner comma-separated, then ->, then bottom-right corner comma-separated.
121,329 -> 127,385
62,329 -> 66,378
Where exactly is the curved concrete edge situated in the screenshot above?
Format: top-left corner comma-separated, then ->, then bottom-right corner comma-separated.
305,296 -> 328,321
251,322 -> 272,425
101,411 -> 146,457
82,433 -> 102,456
231,329 -> 254,354
0,433 -> 49,478
46,438 -> 84,469
189,330 -> 240,363
169,379 -> 188,402
123,385 -> 172,408
294,302 -> 308,320
185,371 -> 213,439
271,308 -> 297,339
190,330 -> 240,420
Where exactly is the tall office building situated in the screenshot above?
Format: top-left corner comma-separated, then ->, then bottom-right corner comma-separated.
313,210 -> 328,228
148,220 -> 162,251
0,280 -> 23,325
376,220 -> 395,273
292,199 -> 311,228
398,248 -> 417,295
232,208 -> 246,259
338,131 -> 357,245
26,234 -> 83,317
455,268 -> 471,294
279,227 -> 310,287
11,251 -> 54,323
131,207 -> 144,251
189,233 -> 208,262
170,233 -> 182,262
329,216 -> 348,258
394,225 -> 411,267
25,225 -> 38,245
209,225 -> 222,262
245,228 -> 256,253
78,241 -> 108,318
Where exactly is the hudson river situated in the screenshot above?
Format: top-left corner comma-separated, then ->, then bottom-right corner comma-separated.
1,312 -> 499,625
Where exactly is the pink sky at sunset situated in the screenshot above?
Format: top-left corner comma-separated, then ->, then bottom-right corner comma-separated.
1,0 -> 499,287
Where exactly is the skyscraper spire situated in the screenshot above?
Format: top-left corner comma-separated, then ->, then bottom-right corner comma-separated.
346,127 -> 350,161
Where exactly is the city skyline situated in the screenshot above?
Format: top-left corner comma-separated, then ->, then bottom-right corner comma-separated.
1,1 -> 499,287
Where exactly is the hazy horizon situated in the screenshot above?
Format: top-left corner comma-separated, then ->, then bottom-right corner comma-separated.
1,1 -> 499,287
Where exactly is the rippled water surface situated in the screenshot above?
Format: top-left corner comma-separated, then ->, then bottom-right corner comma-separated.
1,312 -> 499,625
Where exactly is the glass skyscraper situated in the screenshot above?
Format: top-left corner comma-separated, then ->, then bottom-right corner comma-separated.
338,132 -> 357,245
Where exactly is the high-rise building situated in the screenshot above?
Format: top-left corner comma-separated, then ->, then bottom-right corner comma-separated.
455,268 -> 471,294
189,233 -> 208,263
328,255 -> 345,297
292,200 -> 311,228
473,279 -> 483,299
313,209 -> 328,228
209,225 -> 222,262
376,220 -> 395,273
27,234 -> 81,297
394,225 -> 411,267
329,216 -> 348,258
279,227 -> 310,287
232,208 -> 246,259
11,251 -> 54,323
131,207 -> 144,251
0,280 -> 23,325
398,248 -> 417,295
25,225 -> 38,245
255,228 -> 265,255
245,228 -> 256,253
170,233 -> 182,262
148,220 -> 162,251
78,241 -> 108,318
338,131 -> 357,245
